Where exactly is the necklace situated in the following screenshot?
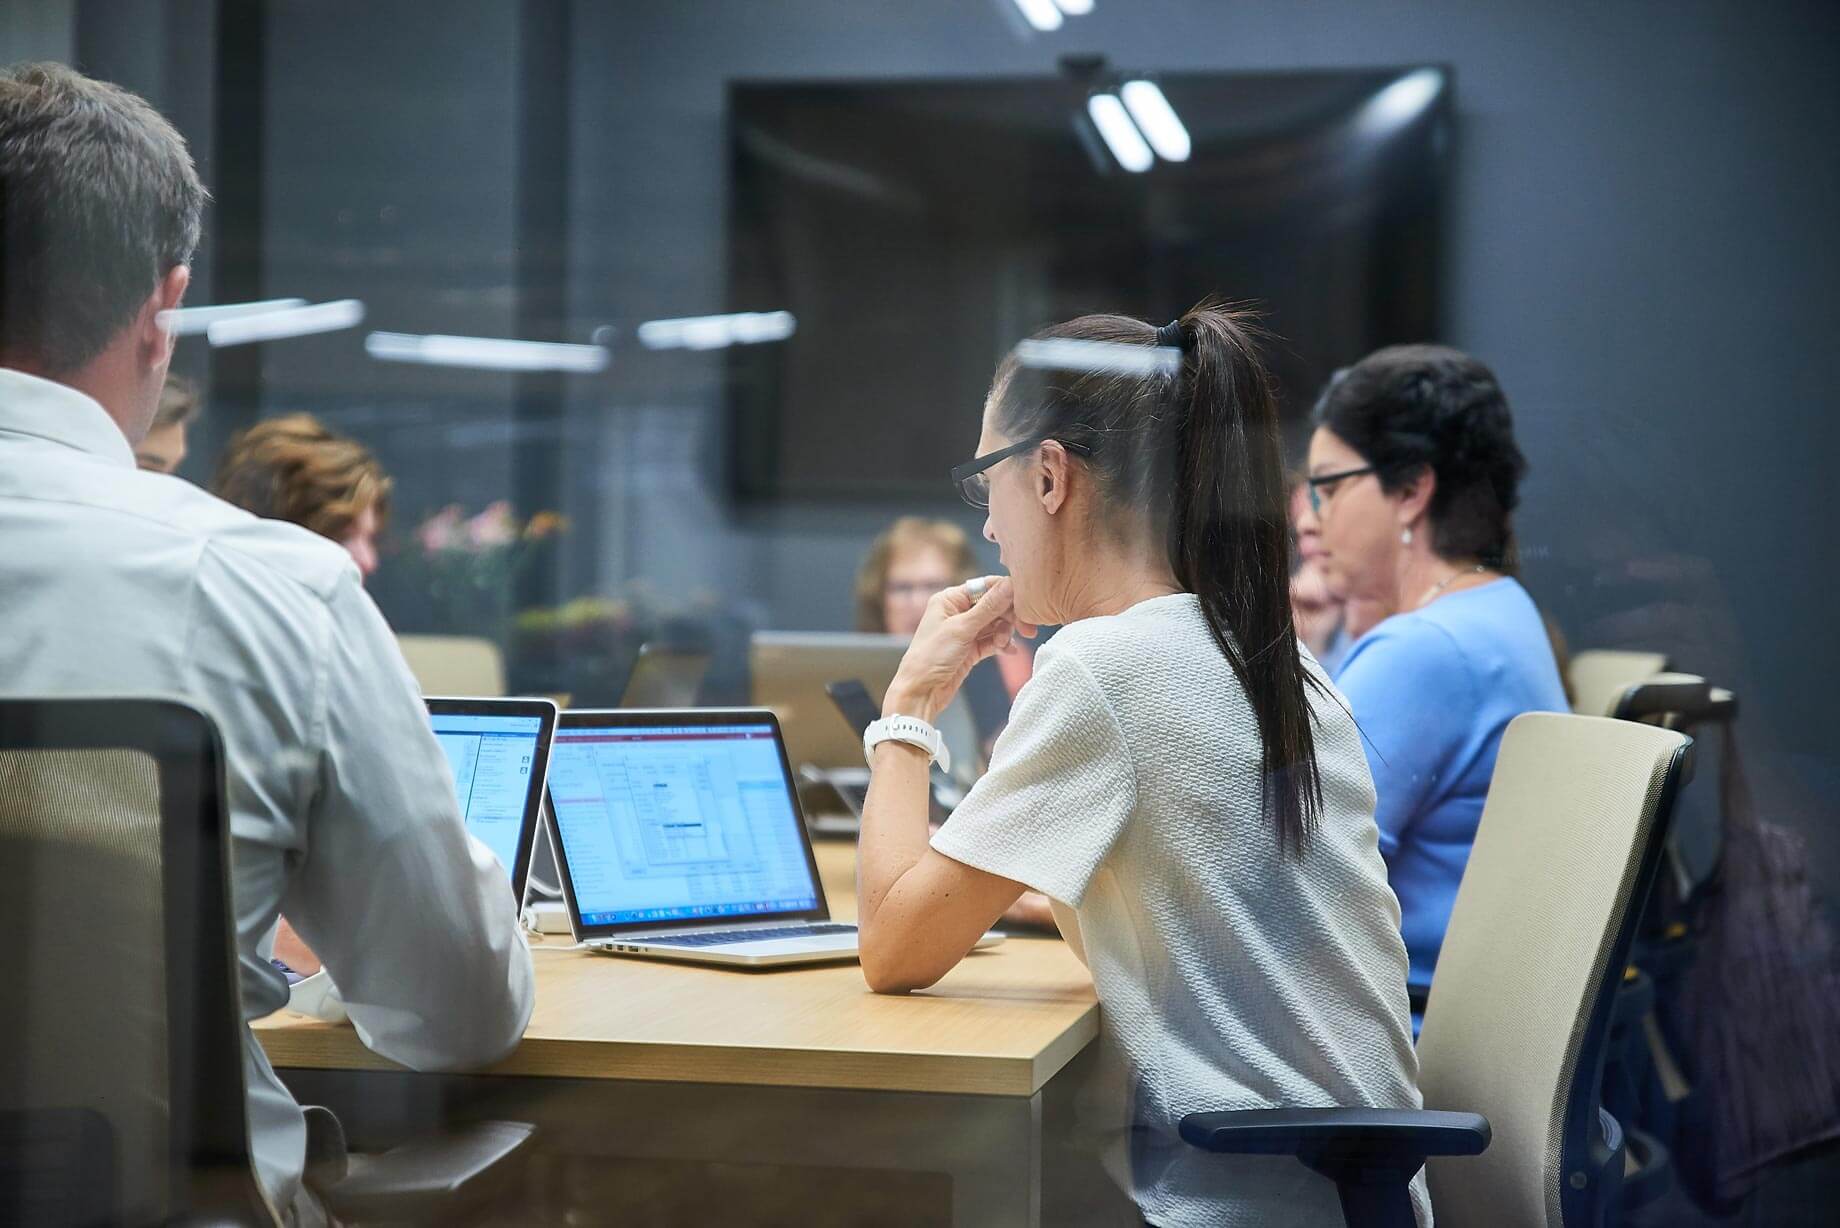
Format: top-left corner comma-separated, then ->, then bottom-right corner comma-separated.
1418,564 -> 1488,609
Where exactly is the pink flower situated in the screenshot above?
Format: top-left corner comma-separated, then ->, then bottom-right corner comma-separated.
416,504 -> 464,553
465,500 -> 518,549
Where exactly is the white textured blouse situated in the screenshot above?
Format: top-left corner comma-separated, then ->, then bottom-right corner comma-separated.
933,593 -> 1430,1226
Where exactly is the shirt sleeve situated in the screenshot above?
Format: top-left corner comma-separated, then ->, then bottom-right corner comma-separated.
929,640 -> 1136,907
1332,616 -> 1477,861
281,571 -> 534,1071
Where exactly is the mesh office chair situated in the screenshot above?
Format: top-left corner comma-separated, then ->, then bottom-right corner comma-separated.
396,635 -> 507,697
0,697 -> 535,1227
0,697 -> 275,1227
1182,713 -> 1692,1228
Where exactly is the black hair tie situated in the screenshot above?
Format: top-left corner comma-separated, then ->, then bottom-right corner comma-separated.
1154,318 -> 1184,349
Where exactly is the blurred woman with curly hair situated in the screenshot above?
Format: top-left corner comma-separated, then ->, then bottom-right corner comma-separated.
214,413 -> 392,580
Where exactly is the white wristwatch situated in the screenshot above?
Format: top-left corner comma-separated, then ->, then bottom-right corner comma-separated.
863,714 -> 951,775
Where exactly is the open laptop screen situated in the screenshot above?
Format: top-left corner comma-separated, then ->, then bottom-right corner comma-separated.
548,721 -> 821,928
429,710 -> 544,882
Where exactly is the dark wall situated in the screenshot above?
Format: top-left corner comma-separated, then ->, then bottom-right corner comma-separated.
568,0 -> 1840,770
1,1 -> 75,64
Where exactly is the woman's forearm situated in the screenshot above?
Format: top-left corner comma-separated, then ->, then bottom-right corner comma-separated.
856,739 -> 935,928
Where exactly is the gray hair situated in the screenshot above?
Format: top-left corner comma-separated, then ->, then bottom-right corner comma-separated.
0,62 -> 206,374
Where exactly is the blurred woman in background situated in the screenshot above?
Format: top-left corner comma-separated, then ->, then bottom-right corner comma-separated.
855,515 -> 1031,701
133,372 -> 202,474
214,413 -> 392,581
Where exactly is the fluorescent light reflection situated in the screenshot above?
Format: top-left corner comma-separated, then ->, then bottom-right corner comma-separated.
1053,0 -> 1094,14
1015,337 -> 1180,379
1120,80 -> 1191,162
636,311 -> 797,352
365,332 -> 610,373
159,298 -> 309,336
1086,93 -> 1153,173
1012,0 -> 1064,32
1358,68 -> 1444,138
205,299 -> 365,347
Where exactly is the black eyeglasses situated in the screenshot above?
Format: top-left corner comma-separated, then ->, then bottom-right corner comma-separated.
1306,465 -> 1376,515
949,436 -> 1092,508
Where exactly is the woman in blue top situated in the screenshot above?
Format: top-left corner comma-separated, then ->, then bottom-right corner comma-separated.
1305,345 -> 1568,1016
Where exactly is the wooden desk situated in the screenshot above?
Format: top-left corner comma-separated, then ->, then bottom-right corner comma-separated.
258,840 -> 1122,1225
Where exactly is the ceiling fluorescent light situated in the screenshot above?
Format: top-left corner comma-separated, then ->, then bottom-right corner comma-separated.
205,299 -> 365,347
1012,0 -> 1064,32
364,332 -> 610,373
159,298 -> 309,336
636,311 -> 797,352
1120,80 -> 1191,162
1086,93 -> 1153,173
1053,0 -> 1094,14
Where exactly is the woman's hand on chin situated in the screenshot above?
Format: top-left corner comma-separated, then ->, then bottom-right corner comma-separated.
884,575 -> 1036,723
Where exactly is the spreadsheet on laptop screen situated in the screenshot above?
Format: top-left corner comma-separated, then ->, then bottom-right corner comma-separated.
548,723 -> 820,927
429,711 -> 542,881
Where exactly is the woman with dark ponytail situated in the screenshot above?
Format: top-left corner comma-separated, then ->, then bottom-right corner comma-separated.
857,305 -> 1427,1226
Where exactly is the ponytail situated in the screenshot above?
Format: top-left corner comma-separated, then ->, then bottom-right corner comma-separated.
988,303 -> 1326,855
1168,308 -> 1325,854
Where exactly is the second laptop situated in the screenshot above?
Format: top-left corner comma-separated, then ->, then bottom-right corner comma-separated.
544,706 -> 998,968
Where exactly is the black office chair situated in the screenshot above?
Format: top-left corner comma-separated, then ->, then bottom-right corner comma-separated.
1181,713 -> 1694,1227
1601,675 -> 1738,1220
0,697 -> 534,1227
0,696 -> 275,1227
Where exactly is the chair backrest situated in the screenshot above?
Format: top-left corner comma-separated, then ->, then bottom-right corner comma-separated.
0,698 -> 272,1227
397,634 -> 506,697
1417,712 -> 1692,1228
1567,649 -> 1668,718
1609,674 -> 1736,918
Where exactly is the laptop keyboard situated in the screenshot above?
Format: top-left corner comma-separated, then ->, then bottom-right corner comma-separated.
633,922 -> 857,948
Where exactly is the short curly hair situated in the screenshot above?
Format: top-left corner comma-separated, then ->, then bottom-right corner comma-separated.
1311,344 -> 1527,568
212,413 -> 391,542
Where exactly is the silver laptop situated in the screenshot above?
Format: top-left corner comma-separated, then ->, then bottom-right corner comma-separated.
749,630 -> 982,785
750,631 -> 907,773
544,706 -> 1000,968
619,642 -> 711,708
425,696 -> 557,905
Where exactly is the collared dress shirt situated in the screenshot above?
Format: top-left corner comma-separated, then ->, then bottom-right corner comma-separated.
0,367 -> 534,1216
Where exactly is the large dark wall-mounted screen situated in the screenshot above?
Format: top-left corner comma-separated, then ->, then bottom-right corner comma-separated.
726,67 -> 1451,503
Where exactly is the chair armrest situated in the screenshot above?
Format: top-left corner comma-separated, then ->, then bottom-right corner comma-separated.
322,1120 -> 536,1222
1179,1107 -> 1490,1160
1181,1108 -> 1489,1228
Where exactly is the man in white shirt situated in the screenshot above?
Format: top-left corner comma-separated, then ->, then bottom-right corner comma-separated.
0,63 -> 534,1224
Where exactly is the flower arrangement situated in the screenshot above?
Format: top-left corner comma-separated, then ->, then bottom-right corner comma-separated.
395,501 -> 568,638
511,583 -> 731,705
388,503 -> 737,704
